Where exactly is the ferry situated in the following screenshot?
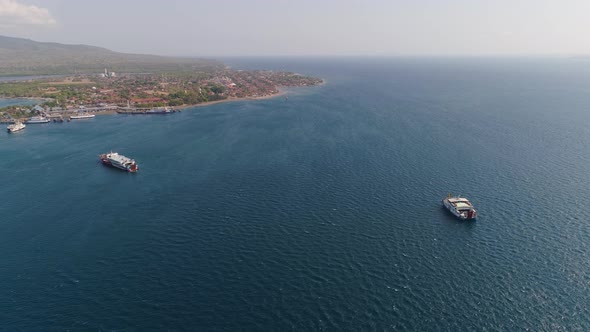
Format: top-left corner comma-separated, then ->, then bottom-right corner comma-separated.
7,121 -> 25,133
145,107 -> 174,114
25,116 -> 50,124
99,152 -> 139,172
442,194 -> 477,220
116,109 -> 147,114
70,114 -> 95,119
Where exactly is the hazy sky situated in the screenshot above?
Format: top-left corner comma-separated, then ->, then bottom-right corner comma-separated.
1,0 -> 589,56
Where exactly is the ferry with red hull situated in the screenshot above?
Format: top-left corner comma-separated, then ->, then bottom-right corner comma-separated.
442,194 -> 477,220
99,152 -> 138,172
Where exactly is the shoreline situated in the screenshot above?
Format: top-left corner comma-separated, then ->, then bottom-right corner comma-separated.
89,89 -> 287,116
175,88 -> 288,111
108,89 -> 287,115
2,81 -> 323,120
1,90 -> 287,118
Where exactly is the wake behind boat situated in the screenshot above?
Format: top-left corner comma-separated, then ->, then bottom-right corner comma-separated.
442,194 -> 477,220
99,151 -> 138,172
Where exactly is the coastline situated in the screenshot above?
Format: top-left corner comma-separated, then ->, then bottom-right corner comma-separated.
174,88 -> 288,111
0,89 -> 288,120
1,69 -> 325,121
2,89 -> 290,121
3,81 -> 323,120
90,89 -> 286,116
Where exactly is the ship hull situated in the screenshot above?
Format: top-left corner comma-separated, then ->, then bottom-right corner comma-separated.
7,123 -> 25,132
100,153 -> 138,173
25,120 -> 50,124
442,198 -> 477,220
146,107 -> 174,114
70,115 -> 95,119
145,110 -> 172,114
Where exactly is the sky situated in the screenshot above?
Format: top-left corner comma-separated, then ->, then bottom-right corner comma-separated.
0,0 -> 589,57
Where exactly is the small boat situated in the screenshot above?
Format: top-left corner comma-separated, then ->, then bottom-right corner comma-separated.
99,151 -> 139,172
25,116 -> 50,124
442,194 -> 477,220
7,121 -> 25,133
70,114 -> 95,119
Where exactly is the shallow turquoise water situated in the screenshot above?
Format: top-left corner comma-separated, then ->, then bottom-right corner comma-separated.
1,58 -> 590,330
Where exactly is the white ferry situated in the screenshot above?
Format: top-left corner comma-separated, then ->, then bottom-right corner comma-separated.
70,114 -> 96,119
145,107 -> 173,114
7,121 -> 26,133
25,116 -> 50,124
99,151 -> 138,172
442,194 -> 477,220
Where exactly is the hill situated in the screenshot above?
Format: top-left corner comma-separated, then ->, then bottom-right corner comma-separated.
0,35 -> 224,76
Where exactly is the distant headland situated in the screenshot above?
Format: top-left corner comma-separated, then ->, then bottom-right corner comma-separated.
0,35 -> 224,76
0,35 -> 323,121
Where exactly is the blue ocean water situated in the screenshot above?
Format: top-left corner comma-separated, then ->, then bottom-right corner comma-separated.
1,57 -> 590,330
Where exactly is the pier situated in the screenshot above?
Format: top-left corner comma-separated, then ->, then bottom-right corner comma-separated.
45,105 -> 173,116
1,105 -> 179,126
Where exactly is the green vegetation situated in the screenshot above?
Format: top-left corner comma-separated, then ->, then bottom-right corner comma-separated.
0,36 -> 324,122
0,105 -> 34,119
0,81 -> 45,97
0,70 -> 322,111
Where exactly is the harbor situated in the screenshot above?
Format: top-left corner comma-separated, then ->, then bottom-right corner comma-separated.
1,105 -> 179,125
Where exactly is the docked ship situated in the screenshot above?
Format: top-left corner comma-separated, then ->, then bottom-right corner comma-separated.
70,114 -> 95,119
99,152 -> 139,172
145,107 -> 174,114
7,121 -> 26,133
442,194 -> 477,220
25,116 -> 50,124
116,107 -> 177,115
116,109 -> 147,114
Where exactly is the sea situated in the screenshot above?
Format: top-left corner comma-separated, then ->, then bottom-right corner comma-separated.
1,57 -> 590,330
